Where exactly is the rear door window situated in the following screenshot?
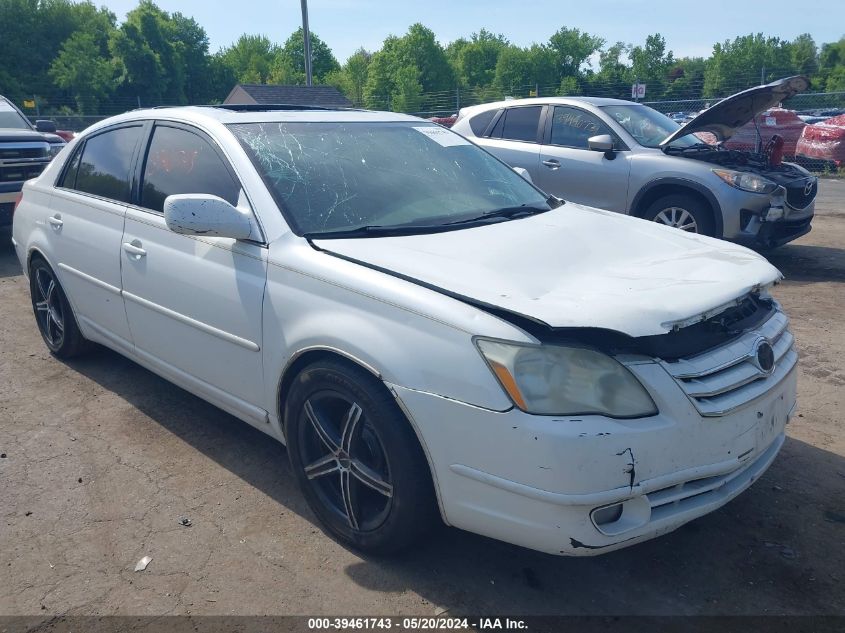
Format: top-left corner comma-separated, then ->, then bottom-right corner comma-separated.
140,125 -> 240,213
498,106 -> 542,143
73,126 -> 143,202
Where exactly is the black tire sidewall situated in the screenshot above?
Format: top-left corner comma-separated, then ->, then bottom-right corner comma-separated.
644,193 -> 716,237
29,258 -> 85,358
285,360 -> 436,554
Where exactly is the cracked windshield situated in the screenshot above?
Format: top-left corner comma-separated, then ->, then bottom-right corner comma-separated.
229,121 -> 549,236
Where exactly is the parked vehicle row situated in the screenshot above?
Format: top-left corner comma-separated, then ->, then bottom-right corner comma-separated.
452,76 -> 817,249
13,103 -> 798,556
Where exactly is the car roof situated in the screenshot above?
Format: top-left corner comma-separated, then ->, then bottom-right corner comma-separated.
462,96 -> 639,114
85,105 -> 423,134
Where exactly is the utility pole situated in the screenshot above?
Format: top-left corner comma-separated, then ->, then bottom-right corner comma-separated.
300,0 -> 313,87
761,66 -> 765,85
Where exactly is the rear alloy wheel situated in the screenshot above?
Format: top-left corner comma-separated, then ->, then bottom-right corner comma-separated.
29,258 -> 88,358
644,193 -> 715,237
285,359 -> 437,554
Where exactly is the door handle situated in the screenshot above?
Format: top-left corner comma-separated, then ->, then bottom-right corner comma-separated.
48,214 -> 63,229
122,241 -> 147,258
542,159 -> 560,169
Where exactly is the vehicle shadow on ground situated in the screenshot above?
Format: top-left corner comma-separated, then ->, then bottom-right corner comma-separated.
0,227 -> 23,278
64,346 -> 845,616
765,244 -> 845,283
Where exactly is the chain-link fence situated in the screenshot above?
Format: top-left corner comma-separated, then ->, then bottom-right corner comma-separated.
16,83 -> 845,174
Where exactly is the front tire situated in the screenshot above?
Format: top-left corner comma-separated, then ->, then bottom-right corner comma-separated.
285,359 -> 437,554
643,193 -> 715,236
29,257 -> 88,358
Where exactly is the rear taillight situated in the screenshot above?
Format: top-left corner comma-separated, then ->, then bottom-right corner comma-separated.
13,192 -> 23,214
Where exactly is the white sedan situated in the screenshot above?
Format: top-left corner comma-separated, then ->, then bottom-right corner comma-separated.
11,106 -> 797,555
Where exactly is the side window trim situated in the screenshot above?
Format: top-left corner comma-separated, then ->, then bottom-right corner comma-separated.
135,120 -> 245,216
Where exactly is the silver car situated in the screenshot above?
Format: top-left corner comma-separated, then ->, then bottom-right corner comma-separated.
452,76 -> 817,248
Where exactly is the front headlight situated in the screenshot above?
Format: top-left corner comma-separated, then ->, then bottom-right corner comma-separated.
475,339 -> 658,418
712,169 -> 777,194
48,143 -> 65,159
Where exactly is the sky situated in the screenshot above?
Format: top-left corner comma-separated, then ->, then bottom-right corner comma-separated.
103,0 -> 844,63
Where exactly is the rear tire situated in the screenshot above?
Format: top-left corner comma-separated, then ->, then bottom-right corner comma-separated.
285,358 -> 438,554
643,193 -> 716,237
28,257 -> 88,358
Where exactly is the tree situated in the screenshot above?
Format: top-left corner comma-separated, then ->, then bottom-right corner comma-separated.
171,12 -> 214,102
630,34 -> 675,99
218,34 -> 281,84
548,27 -> 604,79
341,48 -> 371,104
363,25 -> 453,112
704,33 -> 793,97
494,46 -> 533,95
391,66 -> 423,112
280,28 -> 340,82
589,41 -> 632,97
790,34 -> 818,78
50,32 -> 116,113
453,29 -> 509,89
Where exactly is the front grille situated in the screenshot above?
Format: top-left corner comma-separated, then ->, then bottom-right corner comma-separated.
0,146 -> 47,160
785,178 -> 817,209
661,310 -> 797,416
0,162 -> 47,183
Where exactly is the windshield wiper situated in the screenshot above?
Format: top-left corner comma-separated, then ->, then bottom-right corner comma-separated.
441,203 -> 552,227
305,203 -> 553,239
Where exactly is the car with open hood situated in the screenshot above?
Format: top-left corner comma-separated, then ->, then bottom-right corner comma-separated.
12,104 -> 797,556
452,76 -> 817,249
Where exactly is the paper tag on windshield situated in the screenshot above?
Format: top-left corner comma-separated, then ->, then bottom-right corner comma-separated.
413,126 -> 469,147
765,116 -> 777,127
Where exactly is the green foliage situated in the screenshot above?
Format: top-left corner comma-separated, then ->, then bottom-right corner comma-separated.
50,32 -> 116,113
218,34 -> 280,84
3,1 -> 845,118
363,24 -> 453,111
281,27 -> 340,82
453,29 -> 509,89
548,27 -> 604,77
704,33 -> 792,97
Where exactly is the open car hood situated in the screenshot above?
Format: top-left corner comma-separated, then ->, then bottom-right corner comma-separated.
312,204 -> 782,338
660,75 -> 809,147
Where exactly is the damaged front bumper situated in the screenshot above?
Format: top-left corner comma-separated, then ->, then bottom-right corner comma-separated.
730,187 -> 815,249
388,329 -> 798,556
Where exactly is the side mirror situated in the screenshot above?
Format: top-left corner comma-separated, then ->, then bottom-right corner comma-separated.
512,166 -> 533,183
588,134 -> 615,154
35,119 -> 57,133
163,194 -> 254,240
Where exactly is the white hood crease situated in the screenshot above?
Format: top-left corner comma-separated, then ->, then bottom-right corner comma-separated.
314,204 -> 782,339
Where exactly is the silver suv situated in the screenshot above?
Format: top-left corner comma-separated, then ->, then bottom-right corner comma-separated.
452,76 -> 817,248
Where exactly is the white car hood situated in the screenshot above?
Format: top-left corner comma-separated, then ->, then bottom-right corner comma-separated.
313,204 -> 782,338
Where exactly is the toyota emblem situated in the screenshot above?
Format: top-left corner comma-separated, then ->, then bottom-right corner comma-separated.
804,179 -> 815,197
753,339 -> 776,374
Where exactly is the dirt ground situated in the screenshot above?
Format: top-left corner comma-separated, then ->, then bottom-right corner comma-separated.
1,182 -> 843,617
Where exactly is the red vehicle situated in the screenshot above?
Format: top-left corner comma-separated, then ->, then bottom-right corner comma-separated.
796,114 -> 845,169
722,108 -> 806,158
428,115 -> 457,128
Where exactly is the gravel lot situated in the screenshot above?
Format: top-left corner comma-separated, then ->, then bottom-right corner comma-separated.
1,182 -> 843,617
